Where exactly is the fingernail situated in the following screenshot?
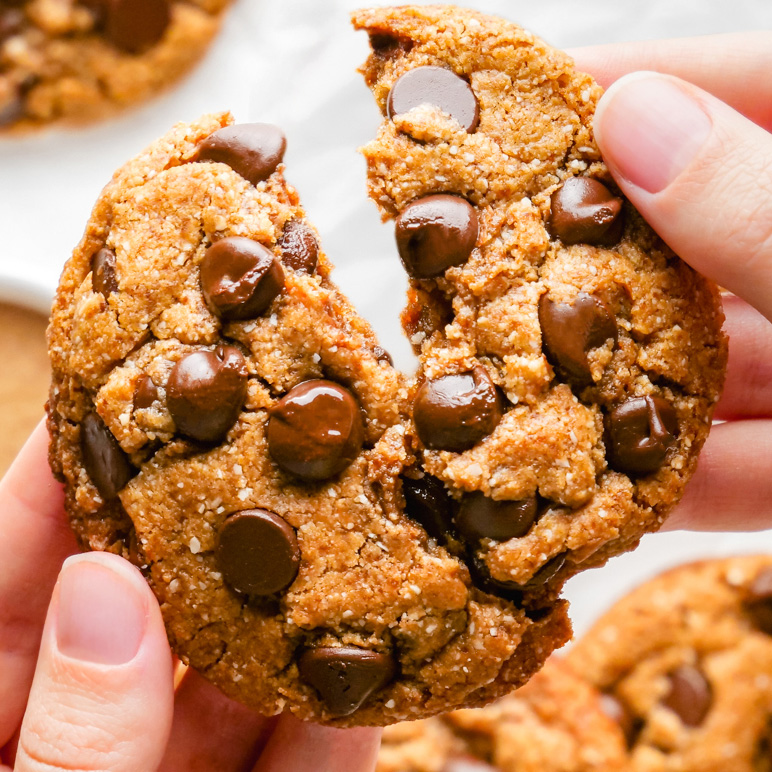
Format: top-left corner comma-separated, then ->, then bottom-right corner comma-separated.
595,73 -> 713,193
56,556 -> 146,665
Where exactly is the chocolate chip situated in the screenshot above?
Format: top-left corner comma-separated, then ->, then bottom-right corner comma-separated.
91,247 -> 118,300
166,345 -> 248,443
525,553 -> 567,587
277,219 -> 319,273
744,568 -> 772,634
539,292 -> 618,386
0,8 -> 24,43
606,396 -> 678,475
401,474 -> 455,542
441,758 -> 497,772
81,412 -> 134,499
600,693 -> 638,747
98,0 -> 171,53
217,509 -> 300,596
662,665 -> 711,727
267,380 -> 364,481
133,374 -> 158,410
468,551 -> 566,601
387,65 -> 479,133
395,194 -> 478,279
548,177 -> 624,246
200,237 -> 284,321
413,367 -> 502,452
197,123 -> 286,185
456,492 -> 537,542
372,346 -> 393,366
298,647 -> 396,716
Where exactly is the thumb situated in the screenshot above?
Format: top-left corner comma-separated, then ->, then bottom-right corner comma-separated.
593,70 -> 772,320
14,553 -> 174,772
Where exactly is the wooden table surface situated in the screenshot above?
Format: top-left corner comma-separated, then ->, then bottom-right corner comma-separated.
0,304 -> 50,476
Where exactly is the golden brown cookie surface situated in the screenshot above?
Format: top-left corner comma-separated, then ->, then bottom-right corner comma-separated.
568,557 -> 772,772
0,0 -> 230,131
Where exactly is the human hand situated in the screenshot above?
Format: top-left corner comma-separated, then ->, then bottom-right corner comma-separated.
0,421 -> 381,772
570,31 -> 772,532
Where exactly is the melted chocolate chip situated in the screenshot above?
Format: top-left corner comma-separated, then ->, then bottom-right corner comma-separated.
413,367 -> 502,452
548,177 -> 624,246
81,412 -> 134,499
217,509 -> 300,596
745,568 -> 772,634
599,693 -> 638,747
372,346 -> 393,366
456,492 -> 538,542
401,474 -> 455,542
662,665 -> 712,727
91,247 -> 118,300
441,759 -> 497,772
200,237 -> 284,320
539,292 -> 618,386
526,553 -> 567,587
298,647 -> 396,716
468,552 -> 566,601
387,66 -> 479,133
277,219 -> 319,273
166,345 -> 248,443
97,0 -> 171,54
395,194 -> 478,279
370,32 -> 413,58
606,396 -> 678,475
133,374 -> 158,410
197,123 -> 286,185
267,380 -> 364,481
0,8 -> 24,43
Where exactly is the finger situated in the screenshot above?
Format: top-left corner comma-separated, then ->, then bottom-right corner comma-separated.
15,552 -> 174,772
593,72 -> 772,321
252,714 -> 381,772
0,419 -> 77,745
714,294 -> 772,420
569,32 -> 772,130
663,420 -> 772,532
160,668 -> 277,771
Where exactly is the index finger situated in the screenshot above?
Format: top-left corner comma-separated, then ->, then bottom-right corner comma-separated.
569,32 -> 772,131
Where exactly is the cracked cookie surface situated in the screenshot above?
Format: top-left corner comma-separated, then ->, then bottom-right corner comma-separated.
47,112 -> 571,726
568,557 -> 772,772
353,5 -> 727,600
0,0 -> 230,131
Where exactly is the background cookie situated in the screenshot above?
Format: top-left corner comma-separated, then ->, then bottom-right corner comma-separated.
378,658 -> 630,772
353,5 -> 727,602
0,0 -> 231,131
47,112 -> 571,726
568,556 -> 772,772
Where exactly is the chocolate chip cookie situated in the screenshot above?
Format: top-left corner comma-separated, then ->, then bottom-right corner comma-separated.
353,5 -> 727,600
378,658 -> 630,772
47,112 -> 571,726
0,0 -> 230,131
568,557 -> 772,771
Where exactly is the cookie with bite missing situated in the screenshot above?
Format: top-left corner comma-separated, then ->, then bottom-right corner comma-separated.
353,5 -> 727,602
47,112 -> 571,726
568,557 -> 772,772
0,0 -> 231,131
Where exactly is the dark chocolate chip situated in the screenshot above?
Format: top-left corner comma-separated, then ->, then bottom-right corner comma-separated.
599,693 -> 638,747
267,380 -> 364,481
413,366 -> 502,452
200,237 -> 284,320
662,665 -> 712,727
387,65 -> 479,133
81,412 -> 134,499
525,553 -> 567,587
606,396 -> 678,475
539,292 -> 618,386
401,474 -> 455,542
548,177 -> 624,246
277,219 -> 319,273
395,194 -> 478,279
0,8 -> 24,43
166,345 -> 248,443
744,568 -> 772,635
456,492 -> 537,542
298,646 -> 396,716
133,374 -> 158,410
197,123 -> 286,185
217,509 -> 300,596
372,346 -> 393,366
369,32 -> 413,57
98,0 -> 171,53
91,247 -> 118,300
441,758 -> 497,772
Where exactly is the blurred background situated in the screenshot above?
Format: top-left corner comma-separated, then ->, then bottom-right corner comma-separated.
0,0 -> 770,635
